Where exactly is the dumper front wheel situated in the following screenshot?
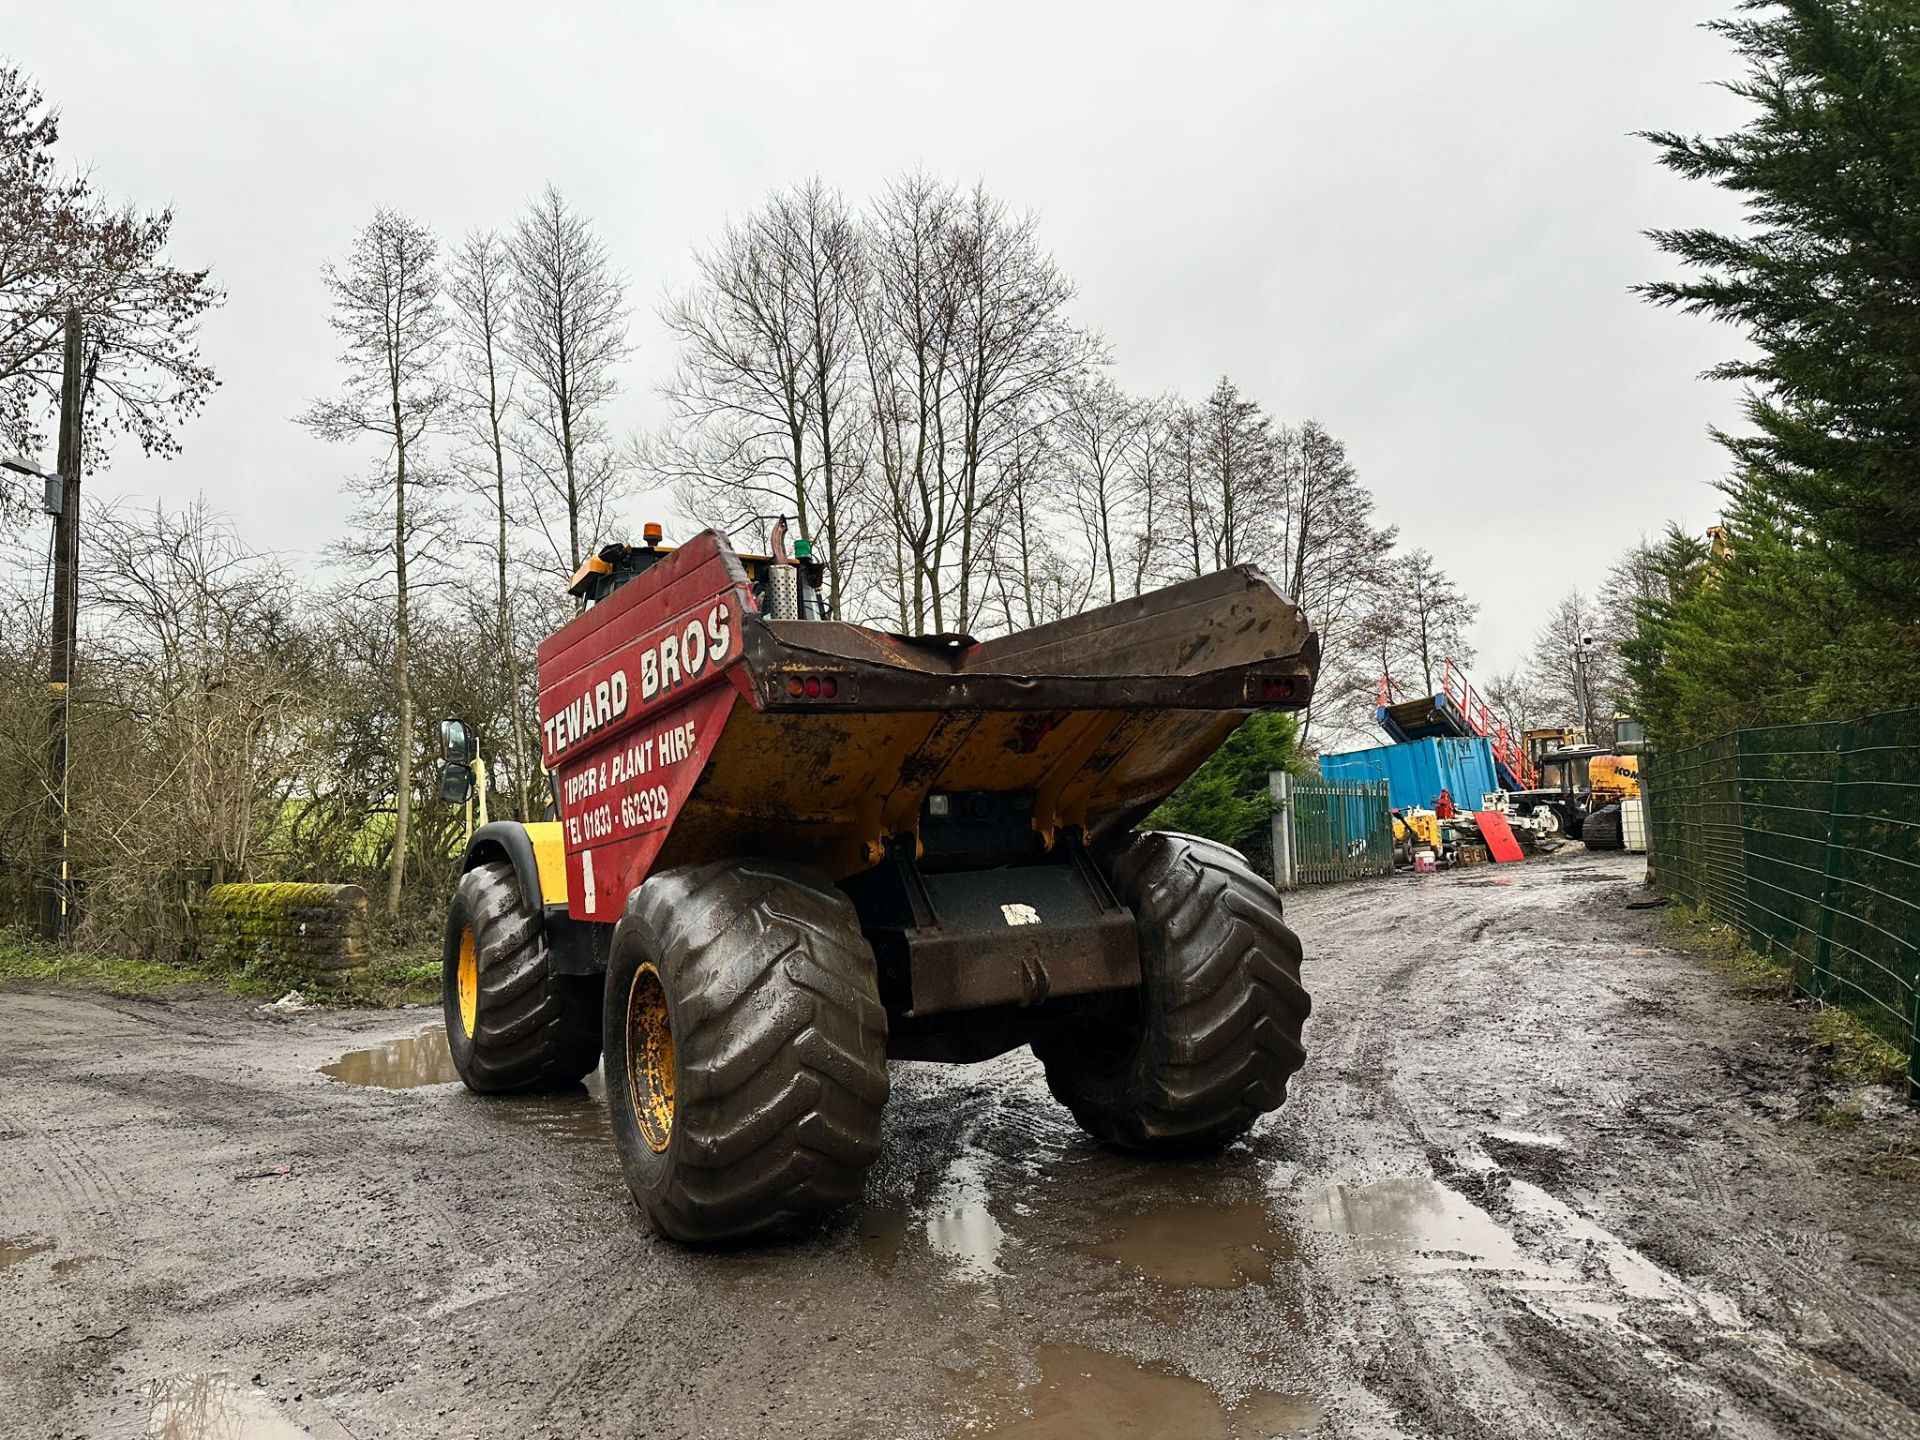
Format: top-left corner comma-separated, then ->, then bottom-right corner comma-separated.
604,861 -> 889,1243
442,861 -> 601,1093
1035,832 -> 1309,1152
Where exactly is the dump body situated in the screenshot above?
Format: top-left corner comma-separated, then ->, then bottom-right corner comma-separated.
535,530 -> 1319,925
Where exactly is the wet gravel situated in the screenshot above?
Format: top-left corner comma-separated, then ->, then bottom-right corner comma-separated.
3,849 -> 1918,1438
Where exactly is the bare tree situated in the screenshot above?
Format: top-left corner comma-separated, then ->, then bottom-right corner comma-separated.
657,179 -> 871,612
1336,583 -> 1412,711
1057,376 -> 1145,605
978,421 -> 1104,632
853,175 -> 1089,633
507,185 -> 632,581
1124,396 -> 1179,595
298,209 -> 450,919
1195,377 -> 1276,572
1527,589 -> 1622,742
1154,402 -> 1211,582
780,182 -> 875,615
1399,547 -> 1478,694
446,229 -> 533,815
1274,421 -> 1396,741
52,500 -> 304,955
0,66 -> 221,490
859,173 -> 962,631
941,183 -> 1091,631
1483,665 -> 1549,741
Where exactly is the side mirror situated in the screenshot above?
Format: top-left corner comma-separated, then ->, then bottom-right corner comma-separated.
438,761 -> 474,805
440,717 -> 477,764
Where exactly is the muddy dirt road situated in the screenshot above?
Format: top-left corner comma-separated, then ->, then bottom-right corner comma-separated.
5,850 -> 1918,1439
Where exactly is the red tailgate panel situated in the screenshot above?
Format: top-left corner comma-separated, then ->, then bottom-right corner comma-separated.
537,534 -> 756,922
1473,811 -> 1526,864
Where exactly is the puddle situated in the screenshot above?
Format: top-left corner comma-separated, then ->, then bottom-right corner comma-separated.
0,1237 -> 51,1271
493,1067 -> 611,1144
147,1374 -> 310,1439
1507,1179 -> 1744,1327
321,1034 -> 609,1142
925,1149 -> 1006,1280
321,1026 -> 459,1088
1083,1202 -> 1291,1288
975,1344 -> 1321,1439
1306,1177 -> 1529,1273
1304,1173 -> 1746,1332
928,1199 -> 1005,1281
861,1146 -> 1007,1281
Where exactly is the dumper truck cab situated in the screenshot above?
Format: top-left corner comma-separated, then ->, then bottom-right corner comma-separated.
438,526 -> 1320,1242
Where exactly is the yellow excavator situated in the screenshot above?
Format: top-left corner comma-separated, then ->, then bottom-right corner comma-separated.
1516,728 -> 1640,846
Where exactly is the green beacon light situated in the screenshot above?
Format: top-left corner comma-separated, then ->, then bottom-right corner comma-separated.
792,538 -> 813,560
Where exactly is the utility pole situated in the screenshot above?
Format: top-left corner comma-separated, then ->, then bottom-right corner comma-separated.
1572,634 -> 1595,743
43,309 -> 84,940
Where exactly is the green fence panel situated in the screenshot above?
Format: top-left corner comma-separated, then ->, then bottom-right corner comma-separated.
1647,707 -> 1920,1100
1275,775 -> 1392,889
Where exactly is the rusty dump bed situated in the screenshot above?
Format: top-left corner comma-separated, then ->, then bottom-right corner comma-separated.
536,531 -> 1318,924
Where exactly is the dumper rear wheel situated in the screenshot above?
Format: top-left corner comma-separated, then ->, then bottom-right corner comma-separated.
442,861 -> 601,1093
604,861 -> 889,1243
1035,832 -> 1309,1152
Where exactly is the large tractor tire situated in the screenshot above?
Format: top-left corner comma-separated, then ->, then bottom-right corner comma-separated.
1583,804 -> 1624,851
442,861 -> 602,1093
604,860 -> 889,1243
1035,832 -> 1310,1153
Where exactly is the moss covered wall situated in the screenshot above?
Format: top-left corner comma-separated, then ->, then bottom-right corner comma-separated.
194,883 -> 372,976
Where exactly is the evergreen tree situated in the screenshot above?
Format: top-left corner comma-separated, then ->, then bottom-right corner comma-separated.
1147,712 -> 1300,859
1619,483 -> 1920,744
1639,0 -> 1920,615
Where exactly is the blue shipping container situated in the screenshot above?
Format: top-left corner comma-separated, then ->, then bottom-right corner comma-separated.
1318,735 -> 1500,812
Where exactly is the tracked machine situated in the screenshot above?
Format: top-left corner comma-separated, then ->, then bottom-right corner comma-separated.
437,526 -> 1320,1242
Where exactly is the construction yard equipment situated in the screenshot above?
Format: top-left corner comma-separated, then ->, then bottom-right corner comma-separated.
1377,660 -> 1536,791
1321,733 -> 1502,814
1526,745 -> 1641,847
437,528 -> 1320,1242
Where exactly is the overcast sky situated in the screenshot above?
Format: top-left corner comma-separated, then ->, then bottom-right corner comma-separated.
9,1 -> 1751,678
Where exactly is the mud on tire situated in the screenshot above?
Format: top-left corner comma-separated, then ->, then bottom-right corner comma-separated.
443,861 -> 602,1093
1035,832 -> 1310,1152
604,860 -> 889,1243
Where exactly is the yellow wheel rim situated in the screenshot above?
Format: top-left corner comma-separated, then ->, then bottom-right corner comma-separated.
626,963 -> 675,1153
456,926 -> 479,1038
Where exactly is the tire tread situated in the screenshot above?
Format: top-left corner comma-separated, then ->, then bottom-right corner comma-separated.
607,861 -> 887,1242
1036,831 -> 1310,1151
447,862 -> 601,1094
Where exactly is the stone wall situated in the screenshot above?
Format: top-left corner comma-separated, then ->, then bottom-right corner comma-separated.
194,882 -> 372,977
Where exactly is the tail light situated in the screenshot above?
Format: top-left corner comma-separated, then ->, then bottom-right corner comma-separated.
784,674 -> 840,700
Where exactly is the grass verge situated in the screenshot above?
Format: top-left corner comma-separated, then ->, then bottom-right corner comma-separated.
0,929 -> 441,1008
1658,904 -> 1909,1090
1659,906 -> 1796,1000
1812,1007 -> 1909,1088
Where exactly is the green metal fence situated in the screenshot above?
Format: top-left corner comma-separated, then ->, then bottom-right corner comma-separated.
1271,773 -> 1393,889
1646,707 -> 1920,1099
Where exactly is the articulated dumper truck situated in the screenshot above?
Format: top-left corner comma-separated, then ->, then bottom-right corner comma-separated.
438,527 -> 1320,1242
